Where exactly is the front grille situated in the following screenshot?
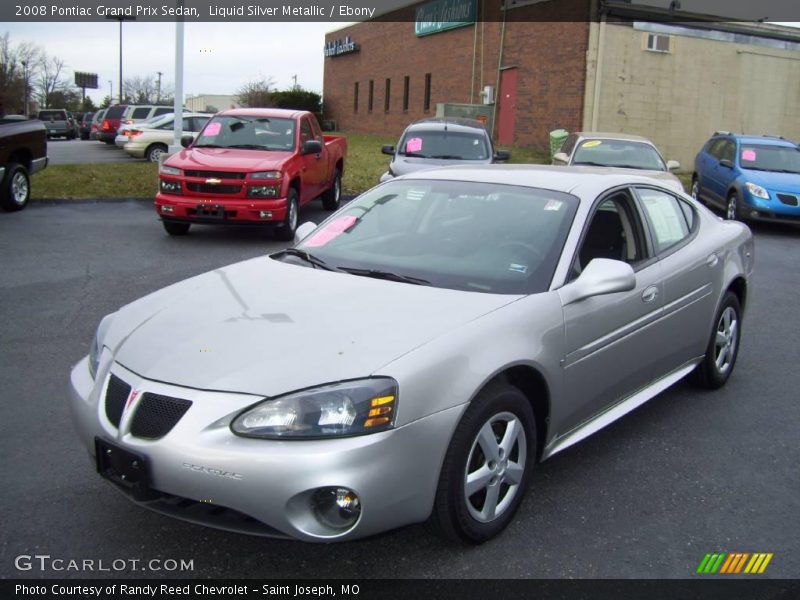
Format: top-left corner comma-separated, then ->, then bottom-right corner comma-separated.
186,183 -> 242,194
105,374 -> 131,428
184,170 -> 246,180
130,393 -> 192,439
777,193 -> 798,207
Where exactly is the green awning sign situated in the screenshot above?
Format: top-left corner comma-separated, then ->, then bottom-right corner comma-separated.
415,0 -> 477,37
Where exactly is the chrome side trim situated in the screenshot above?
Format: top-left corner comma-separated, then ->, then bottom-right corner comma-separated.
542,359 -> 701,460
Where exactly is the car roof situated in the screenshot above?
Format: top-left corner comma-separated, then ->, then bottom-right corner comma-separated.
572,131 -> 654,144
721,134 -> 798,147
405,117 -> 487,133
217,108 -> 307,119
396,164 -> 677,197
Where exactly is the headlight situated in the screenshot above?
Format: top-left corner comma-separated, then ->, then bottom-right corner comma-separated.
247,185 -> 281,198
745,182 -> 769,200
231,378 -> 398,439
88,314 -> 115,379
251,171 -> 282,180
160,165 -> 182,176
160,180 -> 182,194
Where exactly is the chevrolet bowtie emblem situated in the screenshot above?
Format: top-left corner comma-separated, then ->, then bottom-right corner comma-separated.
205,178 -> 222,185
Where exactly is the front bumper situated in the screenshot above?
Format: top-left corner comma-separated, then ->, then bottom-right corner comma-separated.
155,193 -> 289,225
742,190 -> 800,225
69,357 -> 460,541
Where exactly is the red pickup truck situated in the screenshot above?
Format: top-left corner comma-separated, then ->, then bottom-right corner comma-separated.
156,108 -> 346,239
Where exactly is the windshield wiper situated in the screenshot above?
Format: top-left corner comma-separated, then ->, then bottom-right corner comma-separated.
193,144 -> 224,148
340,267 -> 430,286
271,248 -> 342,272
228,144 -> 266,150
428,155 -> 468,160
401,152 -> 430,158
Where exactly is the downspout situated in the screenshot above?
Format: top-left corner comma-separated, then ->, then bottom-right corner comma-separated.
471,17 -> 478,103
590,13 -> 606,131
491,4 -> 507,139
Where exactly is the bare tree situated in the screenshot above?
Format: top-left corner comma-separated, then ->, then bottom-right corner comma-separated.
124,75 -> 156,104
236,77 -> 275,108
37,54 -> 69,108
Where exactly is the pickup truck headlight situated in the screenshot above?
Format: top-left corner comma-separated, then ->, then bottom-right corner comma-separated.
231,378 -> 398,439
160,180 -> 182,194
160,165 -> 182,176
745,182 -> 769,200
251,171 -> 282,180
88,314 -> 115,379
247,185 -> 280,198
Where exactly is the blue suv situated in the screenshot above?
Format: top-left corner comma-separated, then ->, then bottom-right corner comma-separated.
692,133 -> 800,225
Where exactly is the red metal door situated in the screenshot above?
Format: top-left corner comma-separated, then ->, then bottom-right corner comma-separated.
497,68 -> 518,146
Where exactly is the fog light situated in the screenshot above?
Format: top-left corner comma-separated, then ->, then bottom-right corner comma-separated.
161,205 -> 174,214
310,487 -> 361,531
750,210 -> 759,218
259,210 -> 273,218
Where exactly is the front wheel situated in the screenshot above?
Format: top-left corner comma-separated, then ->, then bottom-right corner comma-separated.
429,381 -> 536,543
691,291 -> 742,389
321,168 -> 342,211
1,163 -> 31,212
726,192 -> 739,221
275,189 -> 299,241
691,178 -> 701,203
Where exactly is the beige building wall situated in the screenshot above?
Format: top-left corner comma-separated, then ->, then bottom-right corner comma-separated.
582,22 -> 800,170
185,95 -> 241,113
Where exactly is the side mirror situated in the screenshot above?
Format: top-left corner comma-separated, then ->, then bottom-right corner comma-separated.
381,145 -> 395,156
666,160 -> 680,172
493,150 -> 511,162
302,140 -> 323,155
559,258 -> 636,306
180,135 -> 193,148
719,159 -> 733,169
552,152 -> 569,165
294,221 -> 317,244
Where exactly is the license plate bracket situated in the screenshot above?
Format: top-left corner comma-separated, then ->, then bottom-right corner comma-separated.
95,438 -> 157,501
196,203 -> 225,219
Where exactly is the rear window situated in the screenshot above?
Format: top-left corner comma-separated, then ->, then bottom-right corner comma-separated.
38,110 -> 66,120
130,107 -> 151,119
105,106 -> 127,119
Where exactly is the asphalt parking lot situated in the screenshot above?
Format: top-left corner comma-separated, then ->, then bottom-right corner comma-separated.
47,138 -> 146,165
0,200 -> 798,579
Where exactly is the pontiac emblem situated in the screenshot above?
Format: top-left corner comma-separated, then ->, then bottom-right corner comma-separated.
205,178 -> 222,185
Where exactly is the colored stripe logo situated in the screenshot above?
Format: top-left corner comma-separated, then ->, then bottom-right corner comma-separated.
696,552 -> 773,574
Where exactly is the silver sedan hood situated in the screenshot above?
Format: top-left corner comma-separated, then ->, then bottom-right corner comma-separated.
108,257 -> 517,397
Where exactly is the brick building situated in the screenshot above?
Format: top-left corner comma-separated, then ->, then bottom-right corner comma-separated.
322,0 -> 800,164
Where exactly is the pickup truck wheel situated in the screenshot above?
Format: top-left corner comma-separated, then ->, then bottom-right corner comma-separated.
163,221 -> 190,236
146,144 -> 168,163
276,189 -> 299,241
1,163 -> 31,212
322,169 -> 342,211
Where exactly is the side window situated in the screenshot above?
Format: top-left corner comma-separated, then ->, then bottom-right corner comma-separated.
572,191 -> 648,280
131,107 -> 151,119
299,118 -> 313,145
310,117 -> 324,143
636,188 -> 691,254
720,140 -> 735,163
153,107 -> 172,117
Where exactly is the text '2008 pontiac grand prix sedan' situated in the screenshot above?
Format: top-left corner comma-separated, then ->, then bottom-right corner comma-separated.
69,165 -> 754,543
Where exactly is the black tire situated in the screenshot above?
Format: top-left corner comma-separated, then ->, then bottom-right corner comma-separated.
691,291 -> 742,389
690,177 -> 702,203
146,143 -> 168,163
321,168 -> 342,211
1,162 -> 31,212
725,192 -> 739,221
163,221 -> 190,236
429,381 -> 536,544
276,188 -> 299,241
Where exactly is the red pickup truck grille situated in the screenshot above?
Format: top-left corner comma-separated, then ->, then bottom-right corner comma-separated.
186,183 -> 242,195
184,170 -> 246,180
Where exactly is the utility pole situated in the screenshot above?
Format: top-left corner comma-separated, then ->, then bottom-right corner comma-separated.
156,71 -> 163,103
292,74 -> 298,90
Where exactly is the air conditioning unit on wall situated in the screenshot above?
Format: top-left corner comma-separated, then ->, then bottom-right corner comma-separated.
481,85 -> 495,105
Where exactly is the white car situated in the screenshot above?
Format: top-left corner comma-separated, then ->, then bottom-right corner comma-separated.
123,113 -> 212,162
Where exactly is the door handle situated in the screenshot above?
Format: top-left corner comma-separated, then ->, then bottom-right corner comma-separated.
641,286 -> 659,303
706,253 -> 719,268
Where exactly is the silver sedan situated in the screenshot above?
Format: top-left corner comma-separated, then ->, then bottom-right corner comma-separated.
68,165 -> 754,543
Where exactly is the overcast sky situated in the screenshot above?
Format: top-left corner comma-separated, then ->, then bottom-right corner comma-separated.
4,22 -> 351,105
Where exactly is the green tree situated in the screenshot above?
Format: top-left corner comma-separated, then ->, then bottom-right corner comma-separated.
270,87 -> 322,114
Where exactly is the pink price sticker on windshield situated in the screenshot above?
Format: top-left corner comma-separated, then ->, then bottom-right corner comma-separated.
405,137 -> 423,153
304,215 -> 358,247
741,149 -> 757,161
204,122 -> 221,136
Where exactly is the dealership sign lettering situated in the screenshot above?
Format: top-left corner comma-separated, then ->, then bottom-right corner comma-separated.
324,36 -> 359,57
415,0 -> 477,37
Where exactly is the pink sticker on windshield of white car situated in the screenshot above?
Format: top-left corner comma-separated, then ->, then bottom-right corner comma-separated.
204,122 -> 221,136
406,137 -> 423,153
304,215 -> 358,247
741,149 -> 756,161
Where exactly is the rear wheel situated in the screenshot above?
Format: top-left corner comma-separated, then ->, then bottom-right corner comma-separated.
1,163 -> 31,212
321,168 -> 342,211
146,143 -> 168,163
163,221 -> 190,236
726,192 -> 739,221
276,189 -> 299,241
691,292 -> 742,389
429,381 -> 536,543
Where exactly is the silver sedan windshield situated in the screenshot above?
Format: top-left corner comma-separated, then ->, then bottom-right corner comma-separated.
292,179 -> 578,294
